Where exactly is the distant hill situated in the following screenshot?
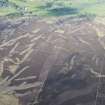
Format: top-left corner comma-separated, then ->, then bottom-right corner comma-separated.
0,0 -> 105,17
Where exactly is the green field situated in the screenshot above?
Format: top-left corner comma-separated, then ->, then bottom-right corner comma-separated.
0,0 -> 105,17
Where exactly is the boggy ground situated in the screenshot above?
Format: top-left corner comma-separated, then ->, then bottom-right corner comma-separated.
0,16 -> 105,105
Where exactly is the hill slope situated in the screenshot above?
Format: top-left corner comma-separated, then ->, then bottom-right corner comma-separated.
0,0 -> 105,17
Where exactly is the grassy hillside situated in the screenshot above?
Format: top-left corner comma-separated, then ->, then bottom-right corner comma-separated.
0,0 -> 105,17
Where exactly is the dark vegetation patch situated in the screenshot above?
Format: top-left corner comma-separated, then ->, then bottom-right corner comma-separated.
47,7 -> 79,16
